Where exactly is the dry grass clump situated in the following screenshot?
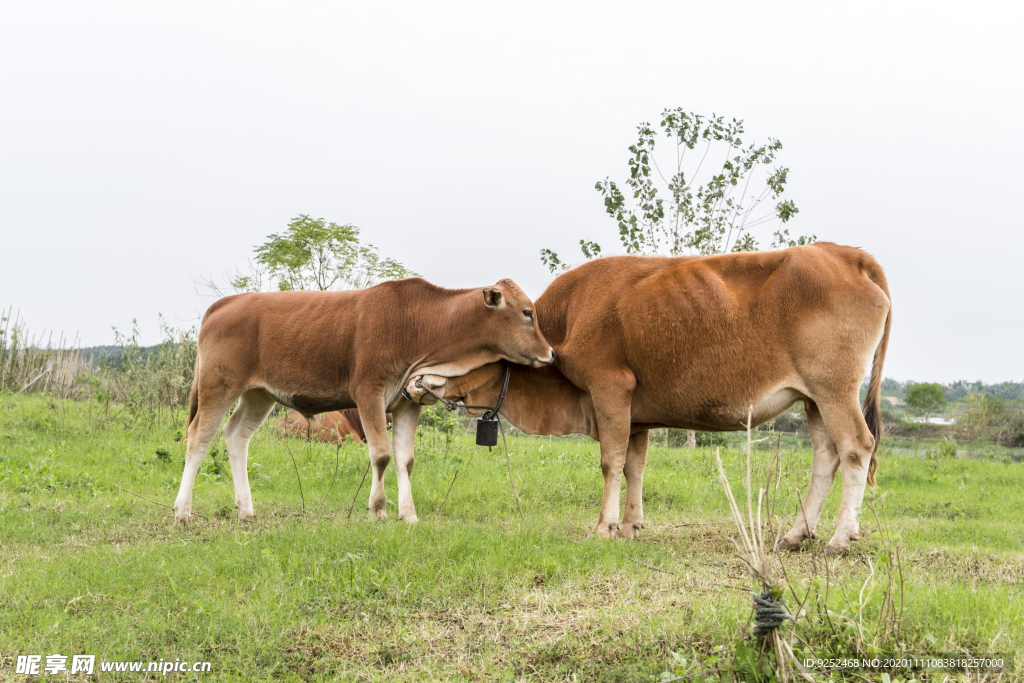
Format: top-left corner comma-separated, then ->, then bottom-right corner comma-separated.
0,307 -> 91,397
714,409 -> 814,682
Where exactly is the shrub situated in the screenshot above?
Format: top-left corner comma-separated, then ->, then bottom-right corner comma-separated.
937,437 -> 958,459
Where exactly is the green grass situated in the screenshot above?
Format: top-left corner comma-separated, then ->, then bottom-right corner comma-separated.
1,394 -> 1022,681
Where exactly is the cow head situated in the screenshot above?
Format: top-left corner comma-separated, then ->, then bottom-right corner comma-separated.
480,279 -> 553,368
404,365 -> 503,415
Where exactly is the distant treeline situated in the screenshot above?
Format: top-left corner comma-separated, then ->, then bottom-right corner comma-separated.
78,345 -> 132,360
78,344 -> 167,367
880,378 -> 1024,402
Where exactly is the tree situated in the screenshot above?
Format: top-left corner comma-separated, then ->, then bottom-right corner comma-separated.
905,383 -> 947,423
540,109 -> 817,446
541,107 -> 815,272
205,215 -> 418,295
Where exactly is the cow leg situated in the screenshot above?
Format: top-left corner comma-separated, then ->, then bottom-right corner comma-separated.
391,401 -> 423,523
173,394 -> 235,522
779,401 -> 839,550
619,430 -> 649,539
816,398 -> 877,555
358,397 -> 393,521
222,389 -> 276,519
589,374 -> 636,539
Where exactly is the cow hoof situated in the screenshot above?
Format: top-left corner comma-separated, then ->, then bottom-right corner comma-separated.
824,544 -> 849,557
591,522 -> 618,539
776,537 -> 804,552
238,509 -> 256,521
368,496 -> 388,521
401,514 -> 419,525
619,523 -> 643,539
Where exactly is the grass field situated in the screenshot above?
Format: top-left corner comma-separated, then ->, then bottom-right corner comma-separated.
1,394 -> 1022,681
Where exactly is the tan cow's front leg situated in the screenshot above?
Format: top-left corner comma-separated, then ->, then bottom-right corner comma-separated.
588,374 -> 636,539
618,431 -> 649,538
779,402 -> 839,550
390,401 -> 422,523
358,395 -> 393,521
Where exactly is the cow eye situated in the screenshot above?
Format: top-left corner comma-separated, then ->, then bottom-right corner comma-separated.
523,310 -> 533,320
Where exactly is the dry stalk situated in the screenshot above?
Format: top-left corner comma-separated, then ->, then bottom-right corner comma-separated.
434,469 -> 460,520
715,407 -> 814,683
346,462 -> 371,521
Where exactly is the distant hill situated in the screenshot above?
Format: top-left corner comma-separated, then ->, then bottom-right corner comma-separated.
77,345 -> 126,360
77,344 -> 164,363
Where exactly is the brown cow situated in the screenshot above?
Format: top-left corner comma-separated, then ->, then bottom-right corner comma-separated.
406,244 -> 891,555
172,278 -> 553,523
278,409 -> 385,444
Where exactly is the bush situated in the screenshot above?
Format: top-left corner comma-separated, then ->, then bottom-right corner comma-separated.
770,408 -> 807,434
0,309 -> 93,397
100,319 -> 197,424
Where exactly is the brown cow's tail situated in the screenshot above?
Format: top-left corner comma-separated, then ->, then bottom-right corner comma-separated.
862,301 -> 891,487
182,352 -> 201,443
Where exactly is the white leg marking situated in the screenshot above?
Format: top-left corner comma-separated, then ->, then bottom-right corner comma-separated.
780,404 -> 839,549
391,402 -> 422,523
223,390 -> 276,520
173,401 -> 232,521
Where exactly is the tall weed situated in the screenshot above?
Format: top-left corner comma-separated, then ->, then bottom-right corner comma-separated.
1,308 -> 196,428
0,307 -> 91,397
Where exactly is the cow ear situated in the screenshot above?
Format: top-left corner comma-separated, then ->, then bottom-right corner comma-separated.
483,287 -> 504,309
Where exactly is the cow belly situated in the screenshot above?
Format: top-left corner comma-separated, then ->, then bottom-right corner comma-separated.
263,386 -> 356,416
634,385 -> 805,432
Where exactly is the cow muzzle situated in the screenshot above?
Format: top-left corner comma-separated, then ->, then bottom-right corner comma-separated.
529,347 -> 555,368
402,376 -> 445,405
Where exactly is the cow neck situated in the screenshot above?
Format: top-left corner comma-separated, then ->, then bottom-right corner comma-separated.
406,287 -> 495,364
460,360 -> 511,420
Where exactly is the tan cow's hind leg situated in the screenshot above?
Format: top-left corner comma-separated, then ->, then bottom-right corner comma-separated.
173,395 -> 235,522
222,389 -> 277,520
358,398 -> 393,521
618,431 -> 649,539
391,401 -> 422,524
779,402 -> 839,550
817,398 -> 876,555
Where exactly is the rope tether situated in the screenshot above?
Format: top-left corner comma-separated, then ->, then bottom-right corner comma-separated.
751,590 -> 795,636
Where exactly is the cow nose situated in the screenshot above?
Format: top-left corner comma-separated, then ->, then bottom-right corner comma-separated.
530,347 -> 555,367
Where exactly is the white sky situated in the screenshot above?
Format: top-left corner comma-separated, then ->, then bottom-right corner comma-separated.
1,1 -> 1021,383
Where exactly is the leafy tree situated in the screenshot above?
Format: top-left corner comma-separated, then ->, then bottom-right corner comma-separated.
946,379 -> 1024,402
207,215 -> 418,295
541,108 -> 815,272
881,377 -> 904,396
905,382 -> 947,423
540,109 -> 817,447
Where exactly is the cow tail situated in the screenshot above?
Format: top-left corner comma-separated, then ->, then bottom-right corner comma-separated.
862,304 -> 891,487
183,352 -> 201,443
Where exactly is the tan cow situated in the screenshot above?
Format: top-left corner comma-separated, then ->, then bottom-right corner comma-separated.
173,278 -> 553,523
406,244 -> 891,555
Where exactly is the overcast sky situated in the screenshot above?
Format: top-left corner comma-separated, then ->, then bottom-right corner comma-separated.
2,1 -> 1021,383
